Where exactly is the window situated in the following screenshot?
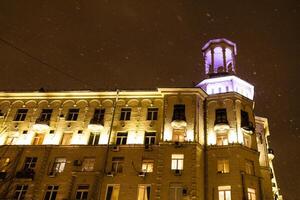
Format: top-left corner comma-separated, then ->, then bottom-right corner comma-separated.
75,185 -> 89,200
120,108 -> 131,121
38,109 -> 53,122
171,154 -> 184,170
169,184 -> 183,200
116,132 -> 127,145
82,158 -> 95,172
147,108 -> 158,120
23,157 -> 37,170
247,188 -> 256,200
244,133 -> 251,148
217,159 -> 229,173
216,133 -> 228,145
51,158 -> 66,174
141,160 -> 154,173
111,157 -> 124,173
14,109 -> 28,121
245,160 -> 255,175
14,184 -> 28,200
88,133 -> 100,145
215,109 -> 228,124
218,186 -> 231,200
172,129 -> 185,142
33,133 -> 45,145
0,157 -> 10,172
105,184 -> 120,200
172,104 -> 186,121
44,185 -> 59,200
91,109 -> 105,124
144,132 -> 156,145
241,110 -> 250,127
61,132 -> 73,145
66,108 -> 79,121
137,185 -> 151,200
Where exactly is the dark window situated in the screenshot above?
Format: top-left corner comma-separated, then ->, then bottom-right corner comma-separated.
111,157 -> 124,173
116,132 -> 127,145
215,109 -> 228,124
147,108 -> 158,120
88,133 -> 100,145
38,109 -> 53,122
22,130 -> 28,134
105,186 -> 113,200
14,185 -> 28,200
91,109 -> 105,125
241,110 -> 250,127
75,185 -> 89,200
44,185 -> 59,200
14,109 -> 28,121
172,105 -> 186,121
145,132 -> 156,145
23,157 -> 37,170
120,108 -> 131,121
66,109 -> 79,121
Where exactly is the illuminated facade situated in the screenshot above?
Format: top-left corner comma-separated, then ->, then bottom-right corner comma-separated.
0,39 -> 282,200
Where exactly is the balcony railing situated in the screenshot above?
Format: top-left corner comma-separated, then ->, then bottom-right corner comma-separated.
32,118 -> 50,132
15,169 -> 35,180
214,118 -> 229,132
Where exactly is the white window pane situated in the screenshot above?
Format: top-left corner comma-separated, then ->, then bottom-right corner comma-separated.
219,191 -> 225,200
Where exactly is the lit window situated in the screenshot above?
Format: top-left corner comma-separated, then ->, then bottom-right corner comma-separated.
144,132 -> 156,145
38,109 -> 53,122
82,158 -> 95,172
216,133 -> 228,145
245,160 -> 255,175
247,188 -> 256,200
141,160 -> 154,173
23,157 -> 37,170
215,109 -> 228,124
14,109 -> 28,121
33,133 -> 45,145
88,133 -> 100,145
116,132 -> 127,145
66,108 -> 79,121
120,108 -> 131,121
147,108 -> 158,120
75,185 -> 89,200
0,157 -> 10,172
217,159 -> 229,173
171,154 -> 184,170
51,158 -> 66,174
111,157 -> 124,173
14,184 -> 28,200
137,185 -> 151,200
218,186 -> 231,200
169,184 -> 183,200
172,129 -> 185,142
243,133 -> 251,148
91,109 -> 105,124
105,184 -> 120,200
61,132 -> 73,145
44,185 -> 59,200
172,104 -> 186,121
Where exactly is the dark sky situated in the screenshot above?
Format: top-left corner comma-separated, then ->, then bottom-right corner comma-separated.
0,0 -> 299,198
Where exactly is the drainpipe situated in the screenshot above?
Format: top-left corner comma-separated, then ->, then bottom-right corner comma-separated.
241,171 -> 246,200
203,99 -> 208,200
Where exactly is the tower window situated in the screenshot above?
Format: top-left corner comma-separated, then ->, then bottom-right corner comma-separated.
66,109 -> 79,121
120,108 -> 131,121
241,110 -> 250,127
172,104 -> 186,121
116,132 -> 127,145
147,108 -> 158,120
14,109 -> 28,121
215,109 -> 228,124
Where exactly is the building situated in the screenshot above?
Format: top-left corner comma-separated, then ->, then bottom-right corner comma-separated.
0,39 -> 282,200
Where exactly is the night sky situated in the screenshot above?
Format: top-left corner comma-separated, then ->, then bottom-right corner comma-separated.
0,0 -> 299,198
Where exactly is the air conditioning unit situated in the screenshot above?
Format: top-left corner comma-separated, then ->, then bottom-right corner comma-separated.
174,169 -> 182,176
73,160 -> 82,166
111,145 -> 120,152
138,172 -> 146,177
106,172 -> 114,177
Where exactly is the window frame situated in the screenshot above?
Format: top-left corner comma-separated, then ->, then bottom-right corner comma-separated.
120,108 -> 131,121
218,185 -> 231,200
245,160 -> 255,175
51,158 -> 66,174
111,157 -> 124,173
38,109 -> 53,122
137,184 -> 151,200
14,184 -> 28,200
171,154 -> 184,170
144,132 -> 156,145
147,108 -> 158,121
116,132 -> 128,145
44,185 -> 59,200
217,159 -> 230,174
23,157 -> 37,170
141,160 -> 154,173
14,109 -> 28,121
75,185 -> 89,200
82,158 -> 95,172
66,108 -> 80,121
105,184 -> 120,200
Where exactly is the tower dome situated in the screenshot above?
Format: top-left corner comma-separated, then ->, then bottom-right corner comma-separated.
202,38 -> 237,77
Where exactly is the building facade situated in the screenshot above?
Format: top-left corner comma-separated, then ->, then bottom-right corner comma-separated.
0,39 -> 282,200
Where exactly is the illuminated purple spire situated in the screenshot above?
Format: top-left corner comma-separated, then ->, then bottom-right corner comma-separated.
202,38 -> 237,77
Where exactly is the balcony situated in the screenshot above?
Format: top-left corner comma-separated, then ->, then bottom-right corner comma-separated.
32,118 -> 50,132
15,169 -> 35,180
0,172 -> 7,180
241,121 -> 255,134
268,148 -> 275,160
214,119 -> 230,132
88,118 -> 104,132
